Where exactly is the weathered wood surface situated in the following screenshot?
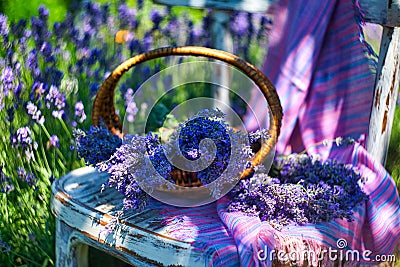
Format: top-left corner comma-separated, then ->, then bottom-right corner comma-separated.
153,0 -> 273,13
51,167 -> 227,267
359,0 -> 400,27
367,26 -> 400,164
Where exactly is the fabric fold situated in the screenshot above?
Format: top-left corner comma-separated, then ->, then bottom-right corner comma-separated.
245,0 -> 375,159
217,143 -> 400,266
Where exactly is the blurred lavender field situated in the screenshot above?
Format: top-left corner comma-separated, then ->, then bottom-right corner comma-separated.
0,1 -> 271,265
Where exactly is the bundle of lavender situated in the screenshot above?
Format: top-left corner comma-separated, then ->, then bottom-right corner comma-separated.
75,109 -> 368,230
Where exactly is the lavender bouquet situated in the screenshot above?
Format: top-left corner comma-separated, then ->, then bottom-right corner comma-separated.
77,109 -> 267,209
227,153 -> 369,230
76,107 -> 368,232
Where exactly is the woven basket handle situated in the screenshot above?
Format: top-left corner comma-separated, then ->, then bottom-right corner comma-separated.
92,46 -> 282,178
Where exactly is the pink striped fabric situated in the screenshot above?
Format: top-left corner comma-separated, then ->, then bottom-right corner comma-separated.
217,142 -> 400,266
158,143 -> 399,266
244,0 -> 376,159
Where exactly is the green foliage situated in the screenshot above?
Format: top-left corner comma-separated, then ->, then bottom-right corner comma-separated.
1,0 -> 71,25
387,104 -> 400,192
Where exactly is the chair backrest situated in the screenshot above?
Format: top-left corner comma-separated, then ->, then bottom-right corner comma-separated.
359,0 -> 400,164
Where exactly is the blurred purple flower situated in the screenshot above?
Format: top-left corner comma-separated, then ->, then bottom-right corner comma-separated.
38,5 -> 49,22
44,67 -> 63,87
46,86 -> 65,118
124,88 -> 134,103
74,101 -> 87,123
0,14 -> 9,37
30,16 -> 50,47
1,66 -> 14,95
26,50 -> 41,78
49,135 -> 59,148
137,0 -> 144,10
40,42 -> 55,63
28,232 -> 36,243
118,4 -> 138,29
11,19 -> 27,38
126,101 -> 138,123
0,166 -> 14,194
17,167 -> 26,178
143,32 -> 153,51
26,102 -> 45,125
52,110 -> 64,119
11,126 -> 32,148
17,167 -> 37,187
31,81 -> 46,100
53,22 -> 62,39
231,12 -> 249,36
150,10 -> 163,30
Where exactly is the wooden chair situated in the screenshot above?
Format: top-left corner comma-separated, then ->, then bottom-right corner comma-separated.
51,0 -> 400,266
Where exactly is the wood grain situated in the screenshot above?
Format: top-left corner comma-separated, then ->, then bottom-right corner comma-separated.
51,167 -> 224,267
367,26 -> 400,164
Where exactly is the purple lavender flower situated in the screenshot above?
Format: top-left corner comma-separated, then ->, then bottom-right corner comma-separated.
49,135 -> 59,148
126,101 -> 138,123
124,88 -> 138,123
231,12 -> 249,36
1,66 -> 14,95
228,154 -> 369,230
38,5 -> 49,21
12,127 -> 32,147
176,116 -> 231,185
46,85 -> 65,118
40,42 -> 55,63
143,32 -> 153,51
44,67 -> 63,87
30,16 -> 50,47
31,81 -> 46,100
0,14 -> 9,37
51,110 -> 64,119
17,167 -> 37,187
97,134 -> 155,211
11,19 -> 28,39
150,10 -> 163,30
74,101 -> 87,123
0,166 -> 14,194
26,102 -> 45,125
74,125 -> 122,165
53,22 -> 62,39
118,4 -> 138,29
26,50 -> 41,79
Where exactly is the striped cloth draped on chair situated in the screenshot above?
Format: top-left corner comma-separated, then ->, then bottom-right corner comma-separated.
158,0 -> 400,266
216,142 -> 400,266
244,0 -> 376,159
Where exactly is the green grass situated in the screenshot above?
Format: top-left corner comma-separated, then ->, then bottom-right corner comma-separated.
387,104 -> 400,191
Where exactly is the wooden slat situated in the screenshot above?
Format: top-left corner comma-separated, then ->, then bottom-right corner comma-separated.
367,26 -> 400,164
153,0 -> 274,13
359,0 -> 400,26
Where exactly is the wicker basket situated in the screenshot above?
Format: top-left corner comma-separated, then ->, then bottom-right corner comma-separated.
92,46 -> 282,186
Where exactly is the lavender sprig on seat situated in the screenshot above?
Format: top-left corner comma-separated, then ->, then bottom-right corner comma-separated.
227,154 -> 369,230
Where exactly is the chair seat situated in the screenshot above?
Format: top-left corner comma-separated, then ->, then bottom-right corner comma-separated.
51,167 -> 238,266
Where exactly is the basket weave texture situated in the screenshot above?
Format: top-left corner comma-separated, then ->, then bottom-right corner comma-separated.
92,46 -> 282,185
